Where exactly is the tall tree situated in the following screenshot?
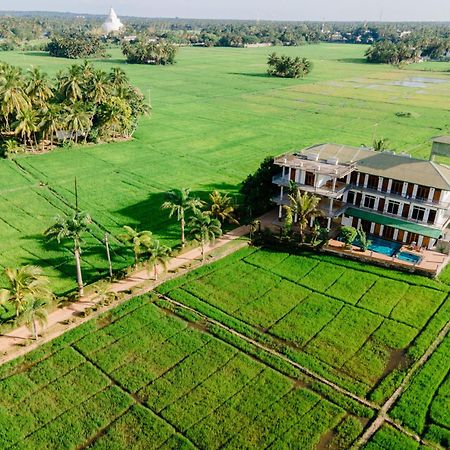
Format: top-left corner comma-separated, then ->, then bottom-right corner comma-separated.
14,109 -> 40,149
0,266 -> 53,318
44,211 -> 92,296
206,190 -> 239,225
188,212 -> 222,262
119,226 -> 153,269
162,188 -> 203,247
64,102 -> 92,144
285,190 -> 321,242
147,240 -> 171,280
18,297 -> 51,340
26,67 -> 54,109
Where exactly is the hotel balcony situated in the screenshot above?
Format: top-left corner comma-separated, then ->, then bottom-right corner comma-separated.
272,175 -> 350,199
273,194 -> 348,218
350,184 -> 450,210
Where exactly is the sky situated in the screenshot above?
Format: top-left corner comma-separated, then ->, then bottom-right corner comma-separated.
6,0 -> 450,21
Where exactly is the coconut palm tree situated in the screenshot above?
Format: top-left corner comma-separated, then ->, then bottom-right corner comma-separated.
0,266 -> 53,318
18,297 -> 51,340
39,103 -> 63,148
162,188 -> 203,247
64,102 -> 92,144
286,189 -> 321,242
206,190 -> 239,225
56,64 -> 84,103
147,240 -> 171,280
87,69 -> 111,104
14,109 -> 40,149
119,226 -> 153,269
189,212 -> 222,263
109,67 -> 129,95
44,211 -> 91,297
26,67 -> 54,109
0,65 -> 30,130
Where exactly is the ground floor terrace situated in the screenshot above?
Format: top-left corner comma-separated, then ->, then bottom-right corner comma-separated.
263,209 -> 449,277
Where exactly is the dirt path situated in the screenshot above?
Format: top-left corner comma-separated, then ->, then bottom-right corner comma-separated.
0,225 -> 249,365
353,321 -> 450,449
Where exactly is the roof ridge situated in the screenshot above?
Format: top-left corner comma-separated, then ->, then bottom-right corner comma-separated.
430,161 -> 450,187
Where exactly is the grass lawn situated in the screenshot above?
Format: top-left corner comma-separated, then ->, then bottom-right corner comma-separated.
0,44 -> 450,294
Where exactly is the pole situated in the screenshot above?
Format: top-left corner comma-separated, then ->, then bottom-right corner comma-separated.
74,177 -> 79,212
105,233 -> 113,279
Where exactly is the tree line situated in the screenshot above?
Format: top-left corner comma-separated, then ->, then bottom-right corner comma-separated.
0,187 -> 238,340
366,37 -> 450,65
0,62 -> 149,155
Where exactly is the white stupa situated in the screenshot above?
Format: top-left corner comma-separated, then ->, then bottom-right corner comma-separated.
102,7 -> 124,34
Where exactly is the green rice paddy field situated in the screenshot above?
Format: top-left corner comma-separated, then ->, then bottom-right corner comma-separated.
0,248 -> 448,449
1,44 -> 450,293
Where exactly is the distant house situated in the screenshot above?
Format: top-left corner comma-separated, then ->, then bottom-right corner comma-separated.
272,138 -> 450,250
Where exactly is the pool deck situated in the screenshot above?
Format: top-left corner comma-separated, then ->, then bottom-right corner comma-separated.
325,240 -> 449,277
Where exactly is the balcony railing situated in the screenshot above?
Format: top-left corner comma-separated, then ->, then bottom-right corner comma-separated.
349,184 -> 450,209
272,176 -> 350,199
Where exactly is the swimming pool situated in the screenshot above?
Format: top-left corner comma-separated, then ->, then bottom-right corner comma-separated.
396,251 -> 422,265
367,237 -> 401,257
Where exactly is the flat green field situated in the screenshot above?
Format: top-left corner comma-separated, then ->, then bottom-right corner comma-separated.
159,247 -> 450,448
1,249 -> 447,449
1,45 -> 450,293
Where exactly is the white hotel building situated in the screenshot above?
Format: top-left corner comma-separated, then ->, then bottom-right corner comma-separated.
273,139 -> 450,249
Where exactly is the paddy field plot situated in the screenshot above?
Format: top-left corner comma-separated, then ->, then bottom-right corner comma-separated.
0,295 -> 364,450
159,247 -> 450,448
0,45 -> 450,293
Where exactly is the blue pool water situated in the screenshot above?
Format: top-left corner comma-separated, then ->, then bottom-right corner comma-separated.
367,237 -> 401,257
396,251 -> 422,264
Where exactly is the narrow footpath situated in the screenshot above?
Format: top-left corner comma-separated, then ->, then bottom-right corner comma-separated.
0,225 -> 249,365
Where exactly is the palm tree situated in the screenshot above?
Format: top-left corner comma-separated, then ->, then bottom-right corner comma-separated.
18,298 -> 51,340
26,67 -> 54,109
39,103 -> 63,148
0,266 -> 53,318
189,212 -> 222,263
14,109 -> 40,149
88,70 -> 111,104
147,240 -> 171,280
56,65 -> 84,103
286,189 -> 321,242
162,188 -> 203,247
119,226 -> 153,269
206,190 -> 239,225
0,65 -> 30,130
64,102 -> 92,144
44,211 -> 92,297
109,67 -> 129,95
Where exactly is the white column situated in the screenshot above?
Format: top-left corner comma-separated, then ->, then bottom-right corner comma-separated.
357,219 -> 362,228
383,199 -> 389,213
299,170 -> 306,185
327,217 -> 332,229
387,179 -> 393,193
363,174 -> 369,188
329,198 -> 334,215
403,231 -> 408,243
379,225 -> 384,236
282,166 -> 286,178
428,188 -> 435,203
361,194 -> 366,207
412,184 -> 418,199
370,223 -> 375,233
401,182 -> 408,196
356,173 -> 361,186
393,229 -> 399,241
310,217 -> 314,227
378,177 -> 383,191
374,197 -> 380,210
346,174 -> 351,183
423,209 -> 430,224
278,205 -> 283,219
288,167 -> 292,180
398,203 -> 404,216
417,235 -> 424,247
408,205 -> 414,220
280,186 -> 284,201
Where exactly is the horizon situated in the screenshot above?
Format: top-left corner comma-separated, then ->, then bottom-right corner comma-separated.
4,0 -> 450,22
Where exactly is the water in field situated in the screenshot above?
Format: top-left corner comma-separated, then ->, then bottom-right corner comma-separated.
387,76 -> 449,88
